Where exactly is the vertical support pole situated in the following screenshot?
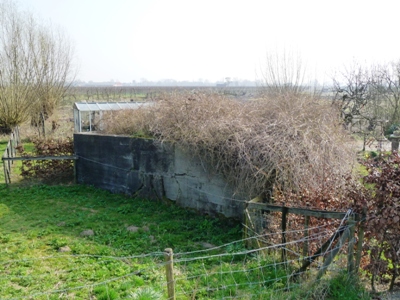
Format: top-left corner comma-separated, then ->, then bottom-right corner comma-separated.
243,208 -> 248,240
16,126 -> 20,145
6,164 -> 10,184
347,215 -> 356,274
316,226 -> 350,280
10,134 -> 14,160
281,207 -> 288,263
303,215 -> 310,259
41,112 -> 46,138
243,208 -> 264,254
355,209 -> 366,274
164,248 -> 175,300
3,158 -> 9,185
79,111 -> 82,132
6,144 -> 11,171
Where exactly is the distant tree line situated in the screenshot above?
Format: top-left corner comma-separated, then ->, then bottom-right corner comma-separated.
63,86 -> 261,103
71,78 -> 259,88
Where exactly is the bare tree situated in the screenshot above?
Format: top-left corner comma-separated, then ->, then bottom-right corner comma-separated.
261,48 -> 311,97
332,62 -> 374,128
333,60 -> 400,140
0,0 -> 75,134
371,61 -> 400,127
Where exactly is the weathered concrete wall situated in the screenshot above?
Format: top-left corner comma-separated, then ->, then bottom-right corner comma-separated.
74,133 -> 245,219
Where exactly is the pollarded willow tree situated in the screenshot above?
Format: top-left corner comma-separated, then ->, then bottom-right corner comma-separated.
260,47 -> 320,97
0,0 -> 75,134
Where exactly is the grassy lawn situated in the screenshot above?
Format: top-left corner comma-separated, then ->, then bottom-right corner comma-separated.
0,184 -> 244,299
0,139 -> 35,184
0,184 -> 372,299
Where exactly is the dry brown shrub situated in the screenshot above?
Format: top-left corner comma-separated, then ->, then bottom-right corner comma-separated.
101,90 -> 356,198
20,137 -> 74,182
101,106 -> 153,137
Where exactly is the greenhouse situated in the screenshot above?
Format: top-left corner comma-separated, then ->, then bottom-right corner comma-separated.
73,101 -> 149,132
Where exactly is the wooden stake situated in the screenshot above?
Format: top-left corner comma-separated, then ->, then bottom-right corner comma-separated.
347,216 -> 356,274
281,207 -> 288,263
316,226 -> 350,280
303,216 -> 310,259
164,248 -> 175,300
291,224 -> 347,282
355,208 -> 366,273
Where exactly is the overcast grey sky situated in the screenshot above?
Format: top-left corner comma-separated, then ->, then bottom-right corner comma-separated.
20,0 -> 400,83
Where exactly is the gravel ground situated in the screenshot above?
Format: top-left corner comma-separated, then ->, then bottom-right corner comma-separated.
382,290 -> 400,300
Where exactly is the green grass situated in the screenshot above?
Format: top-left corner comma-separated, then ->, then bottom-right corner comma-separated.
270,271 -> 371,300
0,184 -> 244,299
0,184 -> 242,253
0,140 -> 35,184
22,141 -> 35,153
0,184 -> 371,299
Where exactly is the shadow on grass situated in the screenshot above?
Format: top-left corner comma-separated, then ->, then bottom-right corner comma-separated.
0,183 -> 241,256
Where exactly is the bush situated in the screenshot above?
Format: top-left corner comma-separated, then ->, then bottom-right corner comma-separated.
20,137 -> 74,182
362,152 -> 400,291
384,123 -> 399,136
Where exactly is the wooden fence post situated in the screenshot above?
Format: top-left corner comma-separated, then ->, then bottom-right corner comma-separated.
281,207 -> 288,263
10,136 -> 14,160
347,216 -> 356,274
316,225 -> 351,280
291,224 -> 347,282
6,144 -> 11,171
164,248 -> 175,300
3,158 -> 9,185
355,208 -> 366,274
303,216 -> 310,259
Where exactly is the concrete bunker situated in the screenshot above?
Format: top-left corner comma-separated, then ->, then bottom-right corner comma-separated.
74,133 -> 246,219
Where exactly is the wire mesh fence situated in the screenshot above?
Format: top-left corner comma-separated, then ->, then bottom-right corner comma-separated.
0,213 -> 358,299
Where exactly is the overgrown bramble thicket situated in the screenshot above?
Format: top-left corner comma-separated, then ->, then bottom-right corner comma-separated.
102,90 -> 357,202
100,90 -> 400,290
101,91 -> 375,271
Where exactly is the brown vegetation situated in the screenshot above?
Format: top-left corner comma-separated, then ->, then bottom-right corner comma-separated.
101,90 -> 356,199
362,153 -> 400,291
20,138 -> 74,182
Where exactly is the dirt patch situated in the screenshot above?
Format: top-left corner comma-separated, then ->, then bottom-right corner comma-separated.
126,226 -> 139,233
80,229 -> 94,237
